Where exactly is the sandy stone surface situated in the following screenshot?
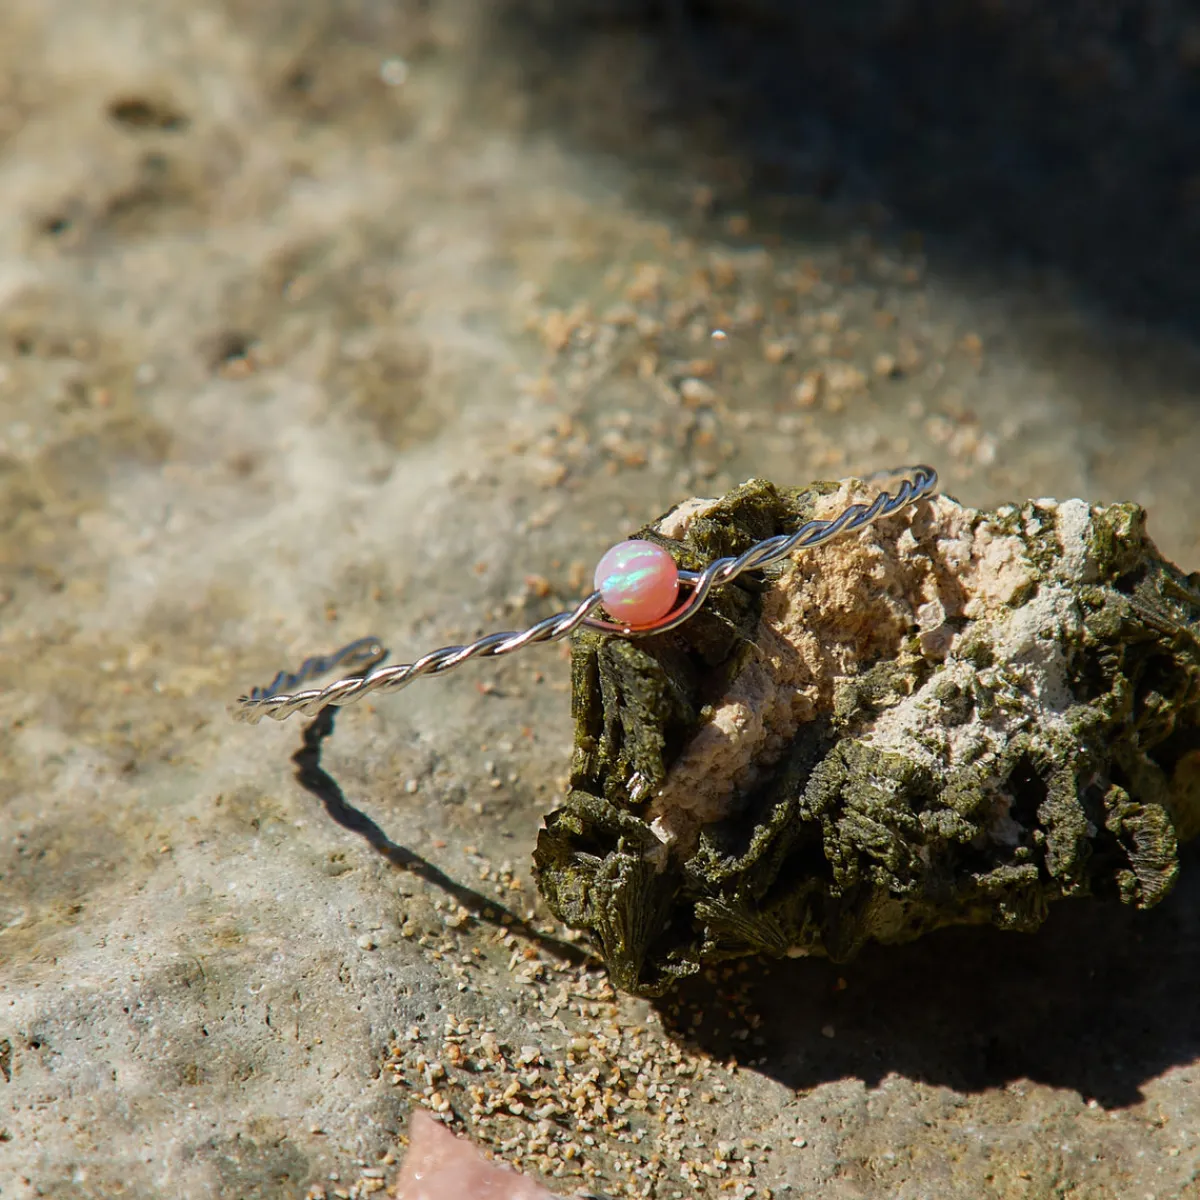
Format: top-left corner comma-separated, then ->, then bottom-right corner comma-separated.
2,2 -> 1200,1198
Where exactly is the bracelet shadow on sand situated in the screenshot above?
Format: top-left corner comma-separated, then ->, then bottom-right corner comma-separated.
290,705 -> 593,968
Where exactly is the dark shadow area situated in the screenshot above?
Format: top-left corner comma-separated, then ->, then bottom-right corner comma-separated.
291,705 -> 593,966
653,840 -> 1200,1109
489,0 -> 1200,338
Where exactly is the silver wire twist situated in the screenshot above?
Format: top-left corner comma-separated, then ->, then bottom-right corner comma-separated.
231,465 -> 937,725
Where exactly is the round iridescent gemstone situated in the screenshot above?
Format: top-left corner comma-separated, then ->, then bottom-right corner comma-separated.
593,539 -> 680,626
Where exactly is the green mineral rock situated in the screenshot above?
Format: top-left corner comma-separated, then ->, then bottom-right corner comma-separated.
533,477 -> 1200,996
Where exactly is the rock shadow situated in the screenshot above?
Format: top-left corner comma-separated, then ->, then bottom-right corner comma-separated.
486,0 -> 1200,341
653,840 -> 1200,1109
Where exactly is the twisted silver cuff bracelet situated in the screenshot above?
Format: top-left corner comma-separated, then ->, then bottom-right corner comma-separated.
231,465 -> 938,726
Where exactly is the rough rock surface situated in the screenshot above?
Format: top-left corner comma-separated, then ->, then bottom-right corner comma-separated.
536,481 -> 1200,994
3,1 -> 1200,1198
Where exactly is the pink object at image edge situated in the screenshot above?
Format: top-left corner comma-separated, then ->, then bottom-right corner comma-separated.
392,1110 -> 558,1199
593,539 -> 680,627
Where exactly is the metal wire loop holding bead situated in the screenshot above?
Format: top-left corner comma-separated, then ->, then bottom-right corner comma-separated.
231,465 -> 937,725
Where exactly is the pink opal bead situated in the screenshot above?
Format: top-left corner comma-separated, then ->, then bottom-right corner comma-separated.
593,539 -> 680,626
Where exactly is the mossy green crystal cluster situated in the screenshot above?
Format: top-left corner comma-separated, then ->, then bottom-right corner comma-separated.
533,480 -> 1200,996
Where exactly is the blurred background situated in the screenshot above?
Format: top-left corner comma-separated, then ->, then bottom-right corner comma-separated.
2,2 -> 1199,1197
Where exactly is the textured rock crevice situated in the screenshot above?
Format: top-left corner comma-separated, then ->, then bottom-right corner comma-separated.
534,477 -> 1200,996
